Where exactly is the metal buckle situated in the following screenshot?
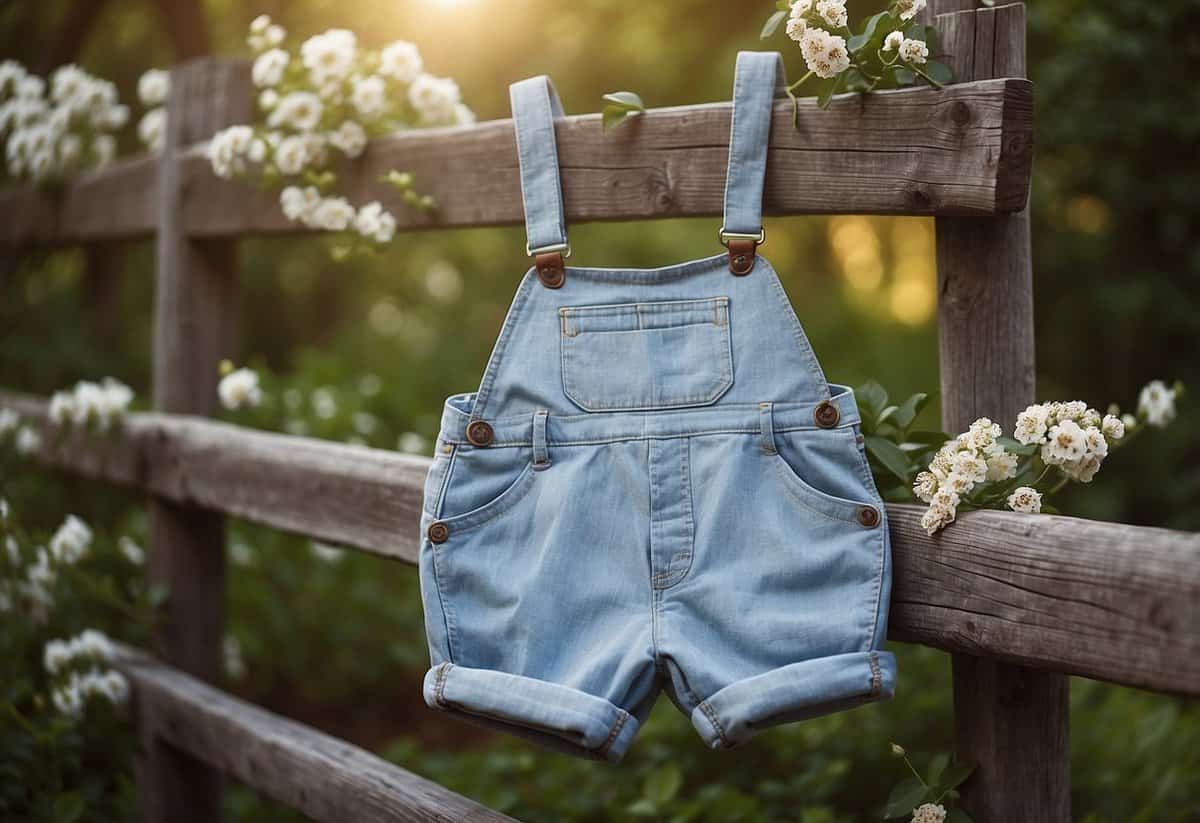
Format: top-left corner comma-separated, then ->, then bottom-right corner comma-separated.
718,227 -> 765,247
526,241 -> 572,258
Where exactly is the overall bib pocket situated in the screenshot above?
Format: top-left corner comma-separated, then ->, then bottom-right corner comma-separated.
559,297 -> 734,412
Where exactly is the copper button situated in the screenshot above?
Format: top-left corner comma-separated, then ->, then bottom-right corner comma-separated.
857,506 -> 880,528
466,420 -> 494,446
814,401 -> 840,428
427,521 -> 450,544
538,265 -> 565,288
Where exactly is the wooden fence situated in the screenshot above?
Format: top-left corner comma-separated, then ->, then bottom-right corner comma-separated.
1,3 -> 1197,821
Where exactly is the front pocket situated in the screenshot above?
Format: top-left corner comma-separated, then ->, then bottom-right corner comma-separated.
770,427 -> 882,525
559,297 -> 733,412
434,459 -> 537,535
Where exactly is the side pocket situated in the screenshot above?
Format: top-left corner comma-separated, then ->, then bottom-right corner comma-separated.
434,460 -> 538,535
422,441 -> 457,519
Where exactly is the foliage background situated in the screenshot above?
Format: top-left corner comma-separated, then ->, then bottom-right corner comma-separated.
1,0 -> 1198,820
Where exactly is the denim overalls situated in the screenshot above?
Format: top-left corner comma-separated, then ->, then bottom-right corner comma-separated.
418,52 -> 895,762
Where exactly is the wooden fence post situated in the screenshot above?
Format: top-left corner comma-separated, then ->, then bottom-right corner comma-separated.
928,3 -> 1071,821
140,57 -> 250,823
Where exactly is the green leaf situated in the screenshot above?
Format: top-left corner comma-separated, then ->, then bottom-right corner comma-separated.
761,10 -> 788,39
54,792 -> 85,823
850,11 -> 891,52
923,61 -> 954,86
882,777 -> 929,818
890,392 -> 930,432
926,752 -> 950,786
936,760 -> 978,793
843,66 -> 871,92
627,798 -> 659,817
946,808 -> 975,823
922,24 -> 942,55
776,0 -> 792,9
892,66 -> 916,85
856,380 -> 889,420
866,436 -> 913,483
906,430 -> 953,446
645,763 -> 683,806
602,106 -> 638,131
602,91 -> 646,110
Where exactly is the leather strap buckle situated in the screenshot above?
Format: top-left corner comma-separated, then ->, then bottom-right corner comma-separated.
529,243 -> 570,289
719,227 -> 764,276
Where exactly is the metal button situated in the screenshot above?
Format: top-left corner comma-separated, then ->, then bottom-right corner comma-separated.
427,521 -> 450,543
538,265 -> 564,289
814,400 -> 840,429
857,506 -> 880,528
466,420 -> 494,446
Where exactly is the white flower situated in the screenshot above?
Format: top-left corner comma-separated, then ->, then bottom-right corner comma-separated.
137,108 -> 166,153
1014,403 -> 1050,445
49,515 -> 92,564
1083,426 -> 1108,459
966,417 -> 1002,451
950,450 -> 987,483
1043,419 -> 1087,464
799,29 -> 851,79
301,28 -> 357,85
259,89 -> 279,111
273,134 -> 309,175
398,432 -> 428,454
911,803 -> 946,823
408,74 -> 461,125
920,500 -> 956,535
943,471 -> 975,496
786,16 -> 808,41
1065,452 -> 1103,483
454,103 -> 476,126
1101,414 -> 1125,440
1137,380 -> 1176,428
92,134 -> 115,167
351,75 -> 387,120
328,120 -> 367,158
280,185 -> 320,222
895,0 -> 927,22
310,541 -> 344,563
353,201 -> 396,243
379,41 -> 423,83
247,138 -> 266,163
816,0 -> 848,29
137,68 -> 170,106
58,132 -> 82,167
252,48 -> 289,88
898,38 -> 929,65
119,536 -> 145,565
985,450 -> 1019,482
207,125 -> 255,178
249,14 -> 271,34
265,24 -> 286,47
218,367 -> 263,410
15,426 -> 41,455
223,635 -> 247,679
883,31 -> 905,51
790,0 -> 814,15
0,60 -> 26,97
269,91 -> 323,132
1007,486 -> 1042,514
43,639 -> 71,675
310,196 -> 355,231
0,407 -> 19,437
16,74 -> 45,100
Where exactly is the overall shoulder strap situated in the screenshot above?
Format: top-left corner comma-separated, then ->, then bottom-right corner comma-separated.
721,51 -> 788,275
510,76 -> 569,288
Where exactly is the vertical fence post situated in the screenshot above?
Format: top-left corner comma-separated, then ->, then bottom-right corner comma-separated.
139,57 -> 250,823
928,4 -> 1071,822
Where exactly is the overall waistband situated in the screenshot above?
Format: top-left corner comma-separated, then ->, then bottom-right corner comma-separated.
438,385 -> 862,448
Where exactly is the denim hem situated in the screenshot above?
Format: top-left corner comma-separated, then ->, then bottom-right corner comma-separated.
690,650 -> 897,749
422,663 -> 639,763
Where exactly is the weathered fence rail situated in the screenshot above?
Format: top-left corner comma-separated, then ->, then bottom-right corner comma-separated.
5,390 -> 1199,699
2,4 -> 1196,821
0,77 -> 1032,248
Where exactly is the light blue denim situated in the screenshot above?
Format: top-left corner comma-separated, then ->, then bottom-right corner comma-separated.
418,52 -> 895,762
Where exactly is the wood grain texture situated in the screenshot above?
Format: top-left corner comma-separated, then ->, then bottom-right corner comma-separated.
6,392 -> 1198,698
0,78 -> 1033,249
111,643 -> 517,823
143,56 -> 251,823
931,6 -> 1068,822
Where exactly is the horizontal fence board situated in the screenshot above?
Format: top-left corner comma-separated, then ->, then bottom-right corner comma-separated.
111,643 -> 516,822
0,78 -> 1032,248
7,390 -> 1196,696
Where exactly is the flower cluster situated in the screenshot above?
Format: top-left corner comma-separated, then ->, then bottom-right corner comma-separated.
787,1 -> 852,79
0,60 -> 127,183
0,406 -> 42,456
914,417 -> 1018,534
914,380 -> 1180,535
135,68 -> 170,153
203,16 -> 472,247
911,803 -> 946,823
1,512 -> 94,623
1014,400 -> 1121,483
47,378 -> 133,432
43,630 -> 129,719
